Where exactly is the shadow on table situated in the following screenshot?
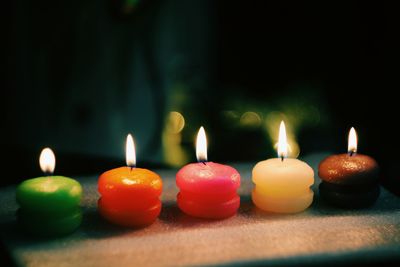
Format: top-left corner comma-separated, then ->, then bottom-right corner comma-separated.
158,201 -> 221,227
80,207 -> 135,238
0,208 -> 136,243
309,186 -> 400,216
2,186 -> 398,244
158,196 -> 292,227
0,220 -> 67,247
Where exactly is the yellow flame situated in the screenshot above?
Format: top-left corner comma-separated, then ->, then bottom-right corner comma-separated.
126,134 -> 136,167
39,147 -> 55,174
196,126 -> 207,162
348,127 -> 357,153
277,121 -> 288,158
265,112 -> 299,158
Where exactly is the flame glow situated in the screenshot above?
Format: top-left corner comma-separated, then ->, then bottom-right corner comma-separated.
196,126 -> 207,162
126,134 -> 136,167
348,127 -> 357,154
277,121 -> 288,158
39,148 -> 56,174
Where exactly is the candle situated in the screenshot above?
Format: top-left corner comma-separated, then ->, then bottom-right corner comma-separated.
318,127 -> 380,208
98,134 -> 162,227
176,127 -> 240,219
16,148 -> 82,237
251,121 -> 314,213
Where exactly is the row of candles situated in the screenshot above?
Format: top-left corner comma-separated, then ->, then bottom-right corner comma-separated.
16,122 -> 379,237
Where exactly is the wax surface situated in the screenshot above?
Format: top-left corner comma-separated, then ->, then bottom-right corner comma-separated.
17,176 -> 82,212
319,182 -> 380,208
16,176 -> 83,236
17,208 -> 82,237
252,189 -> 314,213
318,153 -> 380,208
98,167 -> 162,199
252,158 -> 314,213
318,153 -> 379,185
253,159 -> 314,187
176,162 -> 240,194
98,198 -> 161,227
176,162 -> 240,219
98,167 -> 162,227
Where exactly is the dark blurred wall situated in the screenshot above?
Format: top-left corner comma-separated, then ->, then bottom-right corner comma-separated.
214,1 -> 398,189
2,1 -> 398,187
2,0 -> 214,184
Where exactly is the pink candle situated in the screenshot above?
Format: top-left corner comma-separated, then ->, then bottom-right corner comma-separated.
176,127 -> 240,219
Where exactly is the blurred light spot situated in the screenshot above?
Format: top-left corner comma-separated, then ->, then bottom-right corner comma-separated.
162,111 -> 188,167
166,111 -> 185,134
222,110 -> 240,120
240,112 -> 262,128
288,140 -> 300,158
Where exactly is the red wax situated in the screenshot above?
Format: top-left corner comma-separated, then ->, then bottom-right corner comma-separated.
98,167 -> 162,227
176,162 -> 240,219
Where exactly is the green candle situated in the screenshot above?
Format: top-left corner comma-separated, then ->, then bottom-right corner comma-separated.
16,148 -> 83,237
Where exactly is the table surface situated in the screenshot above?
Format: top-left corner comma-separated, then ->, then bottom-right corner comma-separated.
1,153 -> 400,267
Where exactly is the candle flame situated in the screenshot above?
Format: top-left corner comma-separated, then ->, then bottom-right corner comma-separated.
126,134 -> 136,167
196,126 -> 207,162
277,121 -> 288,158
348,127 -> 357,154
39,148 -> 55,174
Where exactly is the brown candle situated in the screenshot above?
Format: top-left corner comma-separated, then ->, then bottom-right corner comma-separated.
318,127 -> 380,208
319,153 -> 379,185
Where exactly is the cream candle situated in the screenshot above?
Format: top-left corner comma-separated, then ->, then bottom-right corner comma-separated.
251,121 -> 314,213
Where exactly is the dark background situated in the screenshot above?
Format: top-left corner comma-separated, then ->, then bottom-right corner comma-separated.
1,2 -> 399,266
1,1 -> 398,190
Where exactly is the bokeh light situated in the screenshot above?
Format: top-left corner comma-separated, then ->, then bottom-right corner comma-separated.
162,111 -> 188,167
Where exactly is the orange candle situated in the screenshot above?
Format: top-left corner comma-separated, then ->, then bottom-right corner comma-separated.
98,134 -> 162,227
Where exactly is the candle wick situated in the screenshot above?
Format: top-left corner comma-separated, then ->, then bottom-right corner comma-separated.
349,151 -> 355,157
281,156 -> 284,162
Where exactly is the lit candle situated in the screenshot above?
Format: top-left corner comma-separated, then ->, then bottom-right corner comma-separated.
176,127 -> 241,219
16,148 -> 82,237
318,127 -> 380,208
251,121 -> 314,213
98,134 -> 162,227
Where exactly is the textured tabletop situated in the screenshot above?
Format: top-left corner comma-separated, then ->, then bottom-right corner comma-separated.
1,153 -> 400,267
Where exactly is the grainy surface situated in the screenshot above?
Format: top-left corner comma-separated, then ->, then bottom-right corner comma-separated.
1,153 -> 400,267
